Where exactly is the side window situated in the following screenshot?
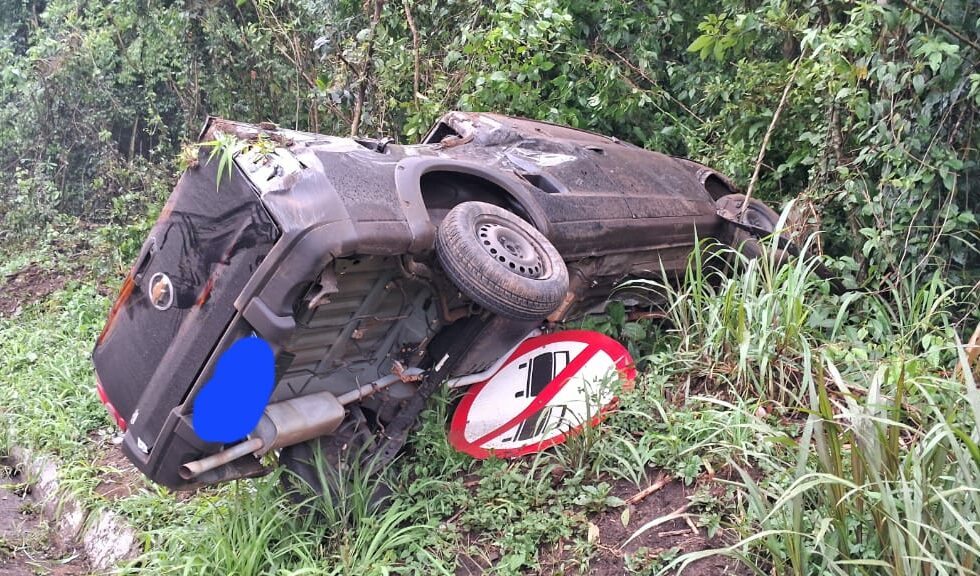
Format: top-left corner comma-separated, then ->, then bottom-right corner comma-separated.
528,353 -> 554,397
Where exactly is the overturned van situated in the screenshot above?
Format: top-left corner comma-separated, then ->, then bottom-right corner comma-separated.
92,111 -> 785,491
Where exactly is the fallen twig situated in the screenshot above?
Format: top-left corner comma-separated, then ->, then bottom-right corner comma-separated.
626,474 -> 670,505
684,515 -> 699,535
620,503 -> 691,549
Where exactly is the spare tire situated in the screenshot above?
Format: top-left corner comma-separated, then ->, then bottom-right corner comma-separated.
436,201 -> 568,320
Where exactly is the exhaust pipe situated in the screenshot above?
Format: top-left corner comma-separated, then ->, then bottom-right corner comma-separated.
180,437 -> 265,480
179,368 -> 423,480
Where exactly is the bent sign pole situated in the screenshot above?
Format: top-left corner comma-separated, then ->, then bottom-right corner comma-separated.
448,330 -> 635,459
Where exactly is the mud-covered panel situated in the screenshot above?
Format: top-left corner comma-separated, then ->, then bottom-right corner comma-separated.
314,150 -> 403,223
93,157 -> 278,446
533,194 -> 633,228
609,147 -> 715,218
550,214 -> 723,260
550,219 -> 646,257
433,113 -> 714,221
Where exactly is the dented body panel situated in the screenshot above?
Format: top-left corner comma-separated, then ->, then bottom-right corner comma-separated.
93,112 -> 743,489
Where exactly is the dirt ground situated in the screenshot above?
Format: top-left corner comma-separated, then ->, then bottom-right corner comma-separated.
1,260 -> 95,575
90,441 -> 143,503
454,470 -> 751,576
583,476 -> 750,576
0,265 -> 67,318
0,460 -> 90,576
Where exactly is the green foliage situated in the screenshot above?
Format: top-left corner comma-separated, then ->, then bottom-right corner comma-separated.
0,284 -> 111,455
2,0 -> 975,289
202,132 -> 246,191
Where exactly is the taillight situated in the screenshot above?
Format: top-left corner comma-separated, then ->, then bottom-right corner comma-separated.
95,374 -> 127,431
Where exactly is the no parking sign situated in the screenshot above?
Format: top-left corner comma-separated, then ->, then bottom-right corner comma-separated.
448,331 -> 636,459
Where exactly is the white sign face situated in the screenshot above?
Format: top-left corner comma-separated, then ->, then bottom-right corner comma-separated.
448,331 -> 635,459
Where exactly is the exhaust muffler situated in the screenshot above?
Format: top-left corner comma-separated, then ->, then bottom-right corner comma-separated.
179,368 -> 423,480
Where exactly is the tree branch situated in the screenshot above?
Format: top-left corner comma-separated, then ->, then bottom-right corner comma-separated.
351,0 -> 385,137
403,0 -> 421,108
898,0 -> 980,53
602,43 -> 707,126
742,56 -> 803,214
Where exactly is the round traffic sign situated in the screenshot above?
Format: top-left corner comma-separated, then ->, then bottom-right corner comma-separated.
448,330 -> 635,458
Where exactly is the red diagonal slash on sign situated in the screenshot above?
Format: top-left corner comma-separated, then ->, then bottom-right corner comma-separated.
448,330 -> 635,459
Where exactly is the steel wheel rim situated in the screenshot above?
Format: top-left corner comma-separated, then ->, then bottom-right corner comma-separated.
475,215 -> 547,279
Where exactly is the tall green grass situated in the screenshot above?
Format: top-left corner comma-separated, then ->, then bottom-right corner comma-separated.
626,236 -> 834,405
673,352 -> 980,576
0,283 -> 112,455
643,232 -> 980,575
127,463 -> 448,576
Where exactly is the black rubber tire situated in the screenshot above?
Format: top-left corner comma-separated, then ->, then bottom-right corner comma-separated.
716,194 -> 781,259
436,201 -> 569,321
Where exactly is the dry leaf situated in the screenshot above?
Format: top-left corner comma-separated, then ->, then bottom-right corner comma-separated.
587,522 -> 600,544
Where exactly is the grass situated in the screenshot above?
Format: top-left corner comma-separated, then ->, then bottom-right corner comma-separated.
670,353 -> 980,575
0,283 -> 112,456
1,221 -> 978,575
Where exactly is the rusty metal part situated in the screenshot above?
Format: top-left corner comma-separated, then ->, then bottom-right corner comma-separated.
179,437 -> 264,480
440,300 -> 473,324
337,368 -> 423,404
406,255 -> 474,324
251,390 -> 346,456
392,361 -> 424,383
400,256 -> 433,280
399,255 -> 473,323
546,268 -> 587,323
437,133 -> 474,149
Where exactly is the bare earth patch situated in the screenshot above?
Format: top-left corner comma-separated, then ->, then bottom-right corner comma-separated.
584,476 -> 750,576
92,443 -> 143,503
0,459 -> 90,576
0,265 -> 67,318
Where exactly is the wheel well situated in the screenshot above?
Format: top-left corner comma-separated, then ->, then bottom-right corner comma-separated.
703,174 -> 735,201
420,171 -> 535,228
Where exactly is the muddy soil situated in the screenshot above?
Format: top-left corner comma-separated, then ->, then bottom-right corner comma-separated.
583,476 -> 750,576
0,265 -> 67,318
454,470 -> 751,576
0,459 -> 90,576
